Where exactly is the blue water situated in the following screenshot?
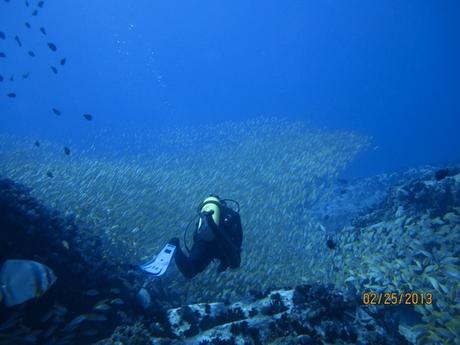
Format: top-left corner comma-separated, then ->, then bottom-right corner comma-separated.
1,0 -> 459,177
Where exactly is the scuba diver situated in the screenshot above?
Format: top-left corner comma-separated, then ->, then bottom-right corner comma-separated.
141,195 -> 243,279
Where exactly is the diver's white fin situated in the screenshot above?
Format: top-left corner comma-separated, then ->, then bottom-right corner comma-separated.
140,244 -> 176,277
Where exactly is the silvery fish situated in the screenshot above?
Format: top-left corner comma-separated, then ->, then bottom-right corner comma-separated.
136,288 -> 151,310
64,314 -> 87,332
93,301 -> 110,311
84,289 -> 99,296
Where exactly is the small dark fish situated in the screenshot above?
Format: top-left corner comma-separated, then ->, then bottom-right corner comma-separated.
47,42 -> 57,51
14,35 -> 22,47
28,51 -> 35,57
9,75 -> 14,82
64,147 -> 70,155
40,27 -> 46,35
32,9 -> 38,16
60,58 -> 66,66
435,168 -> 450,181
7,92 -> 16,98
34,141 -> 40,147
83,113 -> 93,121
22,72 -> 30,79
25,22 -> 31,29
326,239 -> 336,250
51,66 -> 58,74
0,52 -> 6,58
0,32 -> 5,40
52,108 -> 61,115
38,1 -> 44,8
0,75 -> 3,82
46,171 -> 53,178
25,0 -> 29,7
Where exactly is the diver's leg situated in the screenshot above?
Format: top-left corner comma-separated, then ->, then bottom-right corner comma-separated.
174,240 -> 214,279
189,240 -> 215,275
173,242 -> 194,278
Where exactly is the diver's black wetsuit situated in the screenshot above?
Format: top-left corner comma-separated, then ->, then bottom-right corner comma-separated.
172,206 -> 243,279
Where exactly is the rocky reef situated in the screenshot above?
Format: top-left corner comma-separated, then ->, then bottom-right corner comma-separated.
0,177 -> 103,282
309,165 -> 455,233
98,284 -> 407,345
332,166 -> 460,344
0,177 -> 165,344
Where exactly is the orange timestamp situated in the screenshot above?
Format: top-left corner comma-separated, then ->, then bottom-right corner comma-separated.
362,291 -> 433,305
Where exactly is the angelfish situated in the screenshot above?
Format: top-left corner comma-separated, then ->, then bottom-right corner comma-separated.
0,260 -> 57,307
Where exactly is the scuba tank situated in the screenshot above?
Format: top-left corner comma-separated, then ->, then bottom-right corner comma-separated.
195,195 -> 221,241
183,195 -> 241,253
